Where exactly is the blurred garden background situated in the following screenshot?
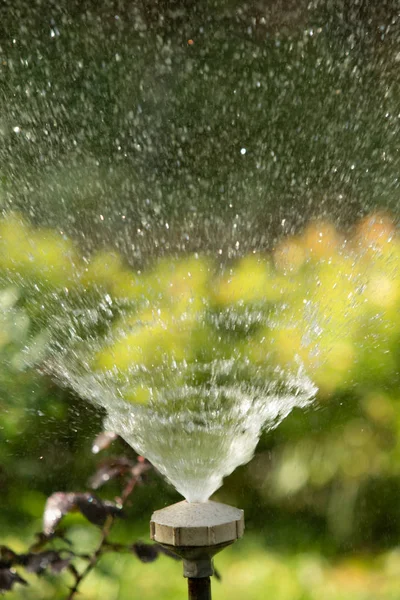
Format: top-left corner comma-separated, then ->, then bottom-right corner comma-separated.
1,0 -> 400,598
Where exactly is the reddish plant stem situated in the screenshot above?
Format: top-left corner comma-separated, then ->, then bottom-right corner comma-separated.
66,514 -> 114,600
66,470 -> 142,600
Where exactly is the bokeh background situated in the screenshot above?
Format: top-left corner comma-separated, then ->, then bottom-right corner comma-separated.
1,1 -> 400,598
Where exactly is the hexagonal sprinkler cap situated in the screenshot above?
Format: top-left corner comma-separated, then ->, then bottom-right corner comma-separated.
150,500 -> 244,578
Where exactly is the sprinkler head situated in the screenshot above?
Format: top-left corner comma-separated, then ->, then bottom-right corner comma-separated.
150,500 -> 244,578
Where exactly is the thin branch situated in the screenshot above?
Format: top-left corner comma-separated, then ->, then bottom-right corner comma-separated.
65,459 -> 150,600
66,514 -> 114,600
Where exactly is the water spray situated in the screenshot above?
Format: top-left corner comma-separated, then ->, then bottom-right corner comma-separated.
150,500 -> 244,600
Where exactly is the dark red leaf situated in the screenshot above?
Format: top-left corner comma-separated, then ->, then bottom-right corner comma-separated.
74,494 -> 123,527
49,558 -> 72,574
88,457 -> 134,490
0,568 -> 27,592
131,543 -> 159,563
43,492 -> 123,534
43,493 -> 78,536
155,544 -> 181,561
92,431 -> 118,454
0,546 -> 18,566
19,551 -> 71,575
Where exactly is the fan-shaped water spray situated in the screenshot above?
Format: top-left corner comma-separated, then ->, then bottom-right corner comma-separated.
55,354 -> 316,501
43,253 -> 317,501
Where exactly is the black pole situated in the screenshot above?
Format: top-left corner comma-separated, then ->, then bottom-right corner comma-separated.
188,577 -> 211,600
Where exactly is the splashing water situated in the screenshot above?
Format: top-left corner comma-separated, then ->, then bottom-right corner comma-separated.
48,285 -> 317,501
0,212 -> 322,503
54,358 -> 315,502
0,212 -> 321,502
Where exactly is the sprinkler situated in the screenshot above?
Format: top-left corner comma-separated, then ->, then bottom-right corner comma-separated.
150,500 -> 244,600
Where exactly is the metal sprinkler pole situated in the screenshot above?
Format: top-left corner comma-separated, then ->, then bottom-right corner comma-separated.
188,576 -> 211,600
150,500 -> 244,600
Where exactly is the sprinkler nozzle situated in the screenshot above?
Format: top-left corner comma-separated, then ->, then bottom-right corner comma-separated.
150,500 -> 244,578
